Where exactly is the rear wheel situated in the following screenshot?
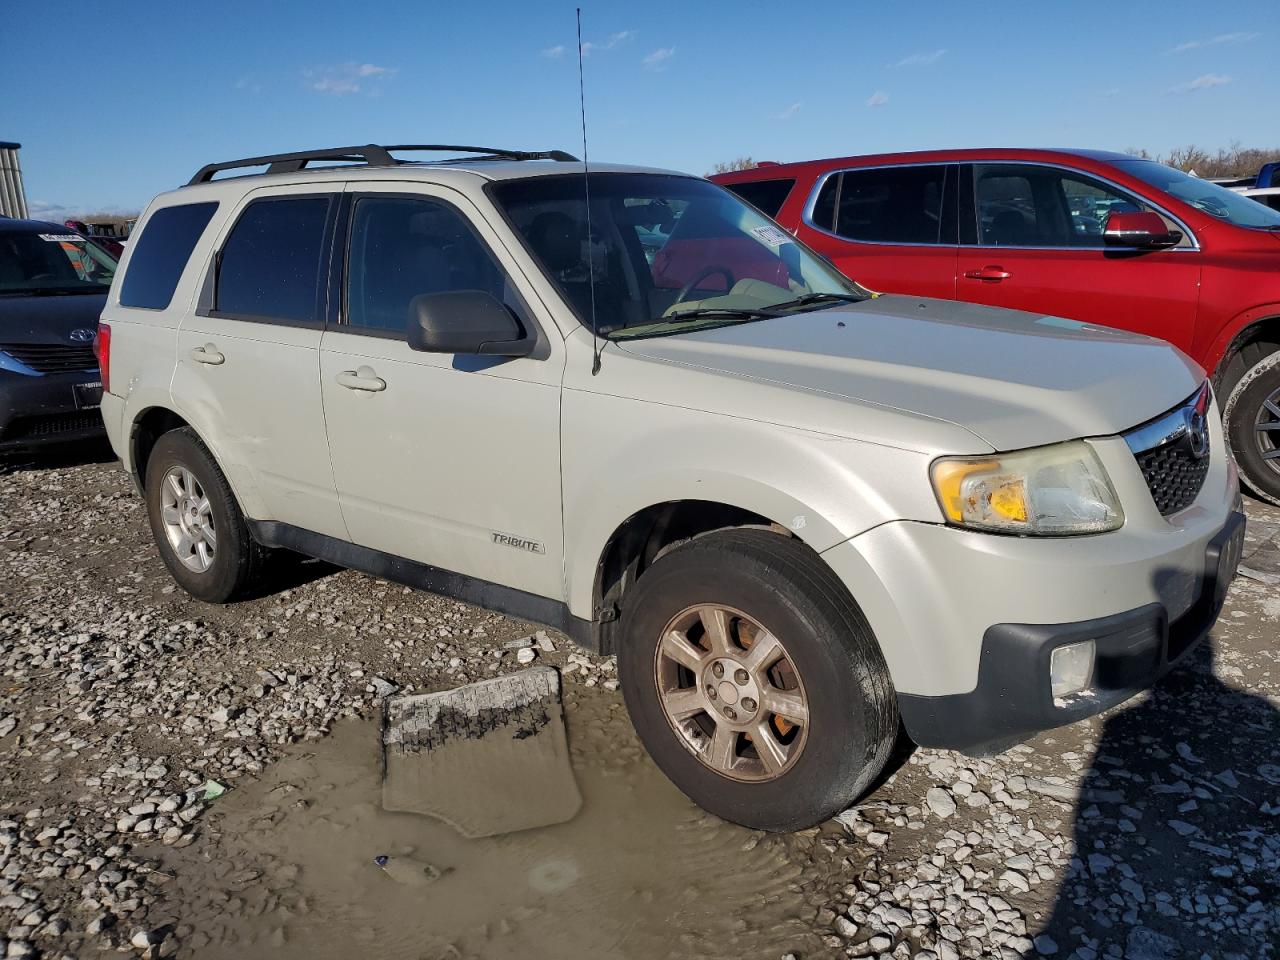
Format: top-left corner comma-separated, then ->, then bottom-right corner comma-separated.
1222,344 -> 1280,506
144,429 -> 267,602
617,528 -> 898,832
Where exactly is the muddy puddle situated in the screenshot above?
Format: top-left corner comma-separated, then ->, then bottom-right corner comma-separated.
149,684 -> 822,960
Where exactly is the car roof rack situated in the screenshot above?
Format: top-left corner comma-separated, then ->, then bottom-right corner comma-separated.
187,143 -> 580,185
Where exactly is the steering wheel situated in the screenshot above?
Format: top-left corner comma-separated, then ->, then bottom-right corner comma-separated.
675,265 -> 735,304
28,273 -> 56,283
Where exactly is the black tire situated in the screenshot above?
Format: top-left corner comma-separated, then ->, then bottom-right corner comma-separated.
617,528 -> 898,832
1221,343 -> 1280,506
144,428 -> 267,602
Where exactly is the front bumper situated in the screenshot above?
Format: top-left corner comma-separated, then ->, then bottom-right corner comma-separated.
0,368 -> 105,451
897,509 -> 1245,753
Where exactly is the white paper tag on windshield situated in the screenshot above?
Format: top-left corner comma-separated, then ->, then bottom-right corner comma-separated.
750,224 -> 791,247
38,234 -> 84,243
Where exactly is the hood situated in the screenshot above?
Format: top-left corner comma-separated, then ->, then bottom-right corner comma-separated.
0,293 -> 106,346
615,295 -> 1203,451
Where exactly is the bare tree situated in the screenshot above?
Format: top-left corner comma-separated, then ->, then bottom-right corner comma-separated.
708,157 -> 757,175
1134,142 -> 1279,177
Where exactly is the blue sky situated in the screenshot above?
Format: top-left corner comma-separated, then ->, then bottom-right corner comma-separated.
3,0 -> 1275,218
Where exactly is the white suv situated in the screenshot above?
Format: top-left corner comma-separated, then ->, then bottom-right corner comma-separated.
99,144 -> 1244,831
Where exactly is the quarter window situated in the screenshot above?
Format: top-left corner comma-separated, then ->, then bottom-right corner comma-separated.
119,202 -> 217,309
974,164 -> 1149,247
215,196 -> 331,323
810,175 -> 838,232
831,166 -> 948,244
345,197 -> 510,334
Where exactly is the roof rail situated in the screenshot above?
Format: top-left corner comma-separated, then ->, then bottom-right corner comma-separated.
187,143 -> 579,185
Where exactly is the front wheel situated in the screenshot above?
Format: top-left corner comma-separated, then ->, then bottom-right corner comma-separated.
617,529 -> 898,832
1223,345 -> 1280,506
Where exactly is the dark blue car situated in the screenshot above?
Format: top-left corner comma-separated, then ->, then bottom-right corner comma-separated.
0,218 -> 112,453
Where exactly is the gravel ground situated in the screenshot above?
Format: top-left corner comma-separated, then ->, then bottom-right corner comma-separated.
1,452 -> 1277,959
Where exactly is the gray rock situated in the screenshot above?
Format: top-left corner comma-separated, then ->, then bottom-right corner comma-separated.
926,788 -> 957,819
1033,934 -> 1058,955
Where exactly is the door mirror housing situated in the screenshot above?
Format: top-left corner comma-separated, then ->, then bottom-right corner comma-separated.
1103,211 -> 1183,249
407,291 -> 535,357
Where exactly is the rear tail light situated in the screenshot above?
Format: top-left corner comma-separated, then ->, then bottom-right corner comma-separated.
95,321 -> 111,394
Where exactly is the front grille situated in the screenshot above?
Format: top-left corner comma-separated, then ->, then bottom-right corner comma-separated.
0,342 -> 98,374
1,411 -> 104,442
1134,436 -> 1210,515
1125,385 -> 1212,517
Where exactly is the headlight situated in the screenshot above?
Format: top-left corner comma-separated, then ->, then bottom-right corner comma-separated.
930,440 -> 1123,535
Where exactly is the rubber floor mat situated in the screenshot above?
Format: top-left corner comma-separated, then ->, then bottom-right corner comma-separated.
382,666 -> 582,837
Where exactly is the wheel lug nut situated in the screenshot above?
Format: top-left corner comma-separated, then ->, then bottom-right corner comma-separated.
734,669 -> 749,685
741,697 -> 757,712
706,685 -> 717,701
723,707 -> 737,720
712,663 -> 724,678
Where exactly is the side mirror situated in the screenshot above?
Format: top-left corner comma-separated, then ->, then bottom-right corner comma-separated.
1103,211 -> 1183,249
407,291 -> 535,357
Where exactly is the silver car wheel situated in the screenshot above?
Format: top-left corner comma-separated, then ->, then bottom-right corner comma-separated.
159,465 -> 217,573
654,603 -> 809,783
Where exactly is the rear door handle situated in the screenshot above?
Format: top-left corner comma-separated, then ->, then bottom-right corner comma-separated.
963,266 -> 1011,282
189,344 -> 224,365
336,366 -> 386,392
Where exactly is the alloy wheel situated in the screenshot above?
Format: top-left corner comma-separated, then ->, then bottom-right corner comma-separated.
159,465 -> 217,573
653,604 -> 809,782
1255,388 -> 1280,475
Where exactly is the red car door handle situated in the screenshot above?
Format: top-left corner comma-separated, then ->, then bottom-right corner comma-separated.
963,266 -> 1011,281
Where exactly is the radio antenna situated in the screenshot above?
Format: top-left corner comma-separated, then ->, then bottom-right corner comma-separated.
576,8 -> 602,375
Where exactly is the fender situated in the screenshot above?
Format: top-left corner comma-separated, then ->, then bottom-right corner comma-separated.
561,416 -> 940,620
123,391 -> 268,522
1204,301 -> 1280,380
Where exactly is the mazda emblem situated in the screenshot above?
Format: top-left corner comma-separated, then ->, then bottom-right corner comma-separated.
68,328 -> 96,343
1185,408 -> 1210,459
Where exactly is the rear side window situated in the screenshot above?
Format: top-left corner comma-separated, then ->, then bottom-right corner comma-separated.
215,196 -> 331,324
119,202 -> 218,309
722,178 -> 796,218
834,165 -> 948,244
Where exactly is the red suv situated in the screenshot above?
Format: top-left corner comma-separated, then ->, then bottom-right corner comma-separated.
713,149 -> 1280,503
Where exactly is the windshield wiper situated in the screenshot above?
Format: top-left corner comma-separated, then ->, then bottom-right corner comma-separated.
768,292 -> 868,312
603,306 -> 780,340
660,306 -> 780,324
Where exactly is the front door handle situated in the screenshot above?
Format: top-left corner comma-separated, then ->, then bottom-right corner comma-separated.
189,344 -> 225,365
336,366 -> 386,393
963,265 -> 1012,282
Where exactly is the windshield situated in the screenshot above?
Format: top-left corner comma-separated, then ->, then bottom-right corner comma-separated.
1114,160 -> 1280,230
0,229 -> 118,296
491,174 -> 863,339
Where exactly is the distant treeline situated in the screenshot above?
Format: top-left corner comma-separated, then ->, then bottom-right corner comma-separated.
1112,143 -> 1275,178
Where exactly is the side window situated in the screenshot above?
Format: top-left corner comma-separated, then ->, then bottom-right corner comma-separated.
1060,174 -> 1143,242
345,196 -> 509,334
834,165 -> 948,244
809,174 -> 839,231
119,202 -> 218,309
975,166 -> 1047,246
975,164 -> 1149,247
215,196 -> 331,324
722,178 -> 796,218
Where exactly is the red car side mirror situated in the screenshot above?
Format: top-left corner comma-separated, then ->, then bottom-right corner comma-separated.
1103,210 -> 1183,249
